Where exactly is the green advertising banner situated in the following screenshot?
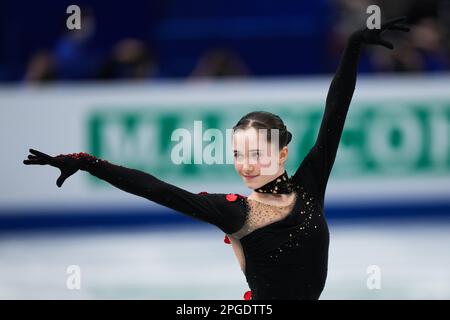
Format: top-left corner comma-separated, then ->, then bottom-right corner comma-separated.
1,78 -> 449,209
87,100 -> 450,183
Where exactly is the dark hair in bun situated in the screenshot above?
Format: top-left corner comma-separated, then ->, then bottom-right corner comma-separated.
233,111 -> 292,149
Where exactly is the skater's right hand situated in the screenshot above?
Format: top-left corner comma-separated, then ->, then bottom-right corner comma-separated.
23,148 -> 83,187
352,16 -> 410,49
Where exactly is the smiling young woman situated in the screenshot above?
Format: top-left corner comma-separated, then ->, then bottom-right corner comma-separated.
23,17 -> 409,300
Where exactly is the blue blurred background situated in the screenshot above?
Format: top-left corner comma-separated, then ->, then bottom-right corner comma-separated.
2,0 -> 450,82
0,0 -> 450,299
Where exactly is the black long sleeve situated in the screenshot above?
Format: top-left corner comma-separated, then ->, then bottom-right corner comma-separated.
292,34 -> 362,204
80,160 -> 246,234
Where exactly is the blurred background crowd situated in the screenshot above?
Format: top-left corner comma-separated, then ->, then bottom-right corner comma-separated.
1,0 -> 449,84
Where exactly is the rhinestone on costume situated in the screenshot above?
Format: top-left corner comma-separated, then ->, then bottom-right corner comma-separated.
254,170 -> 292,194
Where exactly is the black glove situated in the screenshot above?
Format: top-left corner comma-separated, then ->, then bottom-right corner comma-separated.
23,148 -> 100,187
352,16 -> 410,49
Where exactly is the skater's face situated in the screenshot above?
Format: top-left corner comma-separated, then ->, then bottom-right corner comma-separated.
232,127 -> 288,189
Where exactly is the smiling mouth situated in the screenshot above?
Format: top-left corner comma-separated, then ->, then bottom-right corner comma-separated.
243,175 -> 258,179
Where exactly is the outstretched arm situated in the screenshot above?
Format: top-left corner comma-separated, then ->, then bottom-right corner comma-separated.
23,149 -> 245,233
291,17 -> 409,201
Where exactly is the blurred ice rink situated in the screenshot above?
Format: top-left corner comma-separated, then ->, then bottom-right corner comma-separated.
1,220 -> 449,300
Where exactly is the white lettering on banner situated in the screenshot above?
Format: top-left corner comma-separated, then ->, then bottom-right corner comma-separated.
171,122 -> 280,175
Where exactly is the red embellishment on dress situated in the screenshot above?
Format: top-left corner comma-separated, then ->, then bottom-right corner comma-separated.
226,194 -> 238,202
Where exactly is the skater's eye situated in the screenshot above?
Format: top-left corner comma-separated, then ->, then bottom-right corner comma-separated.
234,151 -> 260,161
234,151 -> 243,160
249,151 -> 260,160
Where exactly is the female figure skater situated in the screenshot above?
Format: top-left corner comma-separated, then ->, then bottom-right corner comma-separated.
23,17 -> 408,300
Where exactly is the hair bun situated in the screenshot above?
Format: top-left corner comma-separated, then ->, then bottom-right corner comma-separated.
286,130 -> 292,145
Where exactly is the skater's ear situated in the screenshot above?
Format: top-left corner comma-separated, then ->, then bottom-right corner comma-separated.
279,145 -> 289,166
